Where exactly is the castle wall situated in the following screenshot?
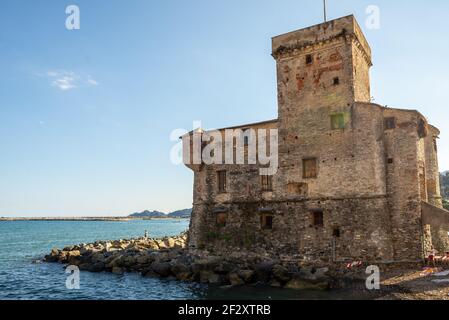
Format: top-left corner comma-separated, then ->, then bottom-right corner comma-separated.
351,44 -> 371,102
424,126 -> 449,253
382,108 -> 427,260
191,198 -> 393,263
425,126 -> 442,207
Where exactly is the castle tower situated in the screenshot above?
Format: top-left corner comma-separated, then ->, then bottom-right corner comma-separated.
271,15 -> 382,200
272,15 -> 372,114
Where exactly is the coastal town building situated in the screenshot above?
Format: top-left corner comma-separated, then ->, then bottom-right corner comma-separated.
183,15 -> 449,264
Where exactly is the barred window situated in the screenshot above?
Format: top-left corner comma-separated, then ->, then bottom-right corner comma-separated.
261,175 -> 273,192
217,171 -> 227,193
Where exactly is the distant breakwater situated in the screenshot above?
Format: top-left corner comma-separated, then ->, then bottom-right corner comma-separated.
0,217 -> 190,222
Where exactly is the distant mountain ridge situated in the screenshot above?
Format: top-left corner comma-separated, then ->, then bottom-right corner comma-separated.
129,208 -> 192,218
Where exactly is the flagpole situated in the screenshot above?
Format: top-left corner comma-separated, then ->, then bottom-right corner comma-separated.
323,0 -> 327,22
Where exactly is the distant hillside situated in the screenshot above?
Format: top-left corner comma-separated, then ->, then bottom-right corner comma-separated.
129,210 -> 166,218
167,209 -> 192,218
129,208 -> 192,218
441,172 -> 449,210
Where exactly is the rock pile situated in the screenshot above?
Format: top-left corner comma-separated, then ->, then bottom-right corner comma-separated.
44,232 -> 361,290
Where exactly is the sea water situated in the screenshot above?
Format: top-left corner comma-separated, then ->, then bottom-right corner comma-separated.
0,220 -> 372,300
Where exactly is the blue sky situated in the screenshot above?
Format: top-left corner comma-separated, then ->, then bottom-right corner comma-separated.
0,0 -> 448,217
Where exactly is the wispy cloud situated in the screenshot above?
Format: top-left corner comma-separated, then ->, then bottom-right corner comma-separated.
52,75 -> 77,91
86,76 -> 99,87
39,70 -> 99,91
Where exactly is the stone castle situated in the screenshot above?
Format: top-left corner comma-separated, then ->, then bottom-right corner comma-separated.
183,15 -> 449,264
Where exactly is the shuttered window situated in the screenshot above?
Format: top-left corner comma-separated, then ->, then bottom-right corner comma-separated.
303,158 -> 317,179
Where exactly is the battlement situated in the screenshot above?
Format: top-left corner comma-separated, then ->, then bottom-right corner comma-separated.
272,15 -> 371,64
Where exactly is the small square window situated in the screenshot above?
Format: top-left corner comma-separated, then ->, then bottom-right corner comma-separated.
303,158 -> 317,179
216,213 -> 227,227
217,171 -> 227,193
333,228 -> 341,238
333,77 -> 340,85
306,54 -> 313,65
311,210 -> 324,227
388,158 -> 394,164
261,175 -> 273,192
384,117 -> 396,130
331,113 -> 346,130
261,214 -> 273,230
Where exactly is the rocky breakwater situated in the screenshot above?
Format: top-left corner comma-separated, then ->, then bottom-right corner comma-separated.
44,234 -> 350,290
44,233 -> 189,275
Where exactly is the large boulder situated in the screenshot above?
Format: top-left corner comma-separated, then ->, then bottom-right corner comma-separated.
58,251 -> 68,263
104,242 -> 113,252
254,261 -> 276,283
112,267 -> 124,275
45,248 -> 60,262
151,262 -> 172,277
123,256 -> 137,267
207,273 -> 224,285
67,250 -> 81,258
80,262 -> 105,272
298,267 -> 330,282
106,255 -> 124,268
214,262 -> 235,275
191,256 -> 220,273
229,273 -> 244,286
199,271 -> 214,283
91,253 -> 106,263
272,265 -> 291,284
136,255 -> 152,265
174,271 -> 192,282
164,238 -> 176,248
156,240 -> 167,249
146,241 -> 160,250
238,270 -> 255,284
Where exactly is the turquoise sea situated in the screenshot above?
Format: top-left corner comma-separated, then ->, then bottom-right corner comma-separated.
0,220 -> 372,300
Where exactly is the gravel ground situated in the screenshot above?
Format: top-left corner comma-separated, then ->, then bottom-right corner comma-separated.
377,268 -> 449,300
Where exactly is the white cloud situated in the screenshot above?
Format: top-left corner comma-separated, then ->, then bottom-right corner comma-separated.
52,76 -> 77,90
42,70 -> 99,91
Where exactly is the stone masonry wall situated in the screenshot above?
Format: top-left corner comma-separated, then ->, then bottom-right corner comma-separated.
191,197 -> 393,263
382,108 -> 427,260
